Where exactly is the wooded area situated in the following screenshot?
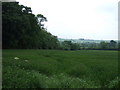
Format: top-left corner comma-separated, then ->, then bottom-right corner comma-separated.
2,2 -> 58,49
2,2 -> 119,50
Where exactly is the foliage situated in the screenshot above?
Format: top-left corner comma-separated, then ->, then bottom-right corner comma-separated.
3,50 -> 118,88
59,41 -> 80,50
2,2 -> 58,49
59,40 -> 118,50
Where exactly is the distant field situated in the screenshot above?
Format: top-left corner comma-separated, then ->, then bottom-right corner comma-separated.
2,50 -> 119,88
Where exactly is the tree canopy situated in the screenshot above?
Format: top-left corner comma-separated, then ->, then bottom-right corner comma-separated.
2,2 -> 118,50
2,2 -> 58,49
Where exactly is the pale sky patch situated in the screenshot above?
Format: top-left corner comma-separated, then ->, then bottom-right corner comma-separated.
16,0 -> 119,40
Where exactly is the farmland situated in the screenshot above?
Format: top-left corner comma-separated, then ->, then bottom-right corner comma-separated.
2,50 -> 119,88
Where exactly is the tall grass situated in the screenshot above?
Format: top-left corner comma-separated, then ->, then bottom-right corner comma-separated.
2,50 -> 119,88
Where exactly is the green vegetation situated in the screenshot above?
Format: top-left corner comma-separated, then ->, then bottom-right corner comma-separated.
58,40 -> 118,50
2,2 -> 119,89
2,2 -> 58,49
2,2 -> 119,50
3,50 -> 119,88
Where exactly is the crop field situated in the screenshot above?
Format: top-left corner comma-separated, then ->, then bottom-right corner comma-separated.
2,50 -> 119,88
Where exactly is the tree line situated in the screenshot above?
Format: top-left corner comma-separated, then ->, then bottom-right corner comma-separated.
58,40 -> 119,50
2,2 -> 119,50
2,2 -> 59,49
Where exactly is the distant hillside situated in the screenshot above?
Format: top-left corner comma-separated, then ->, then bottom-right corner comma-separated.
58,38 -> 114,44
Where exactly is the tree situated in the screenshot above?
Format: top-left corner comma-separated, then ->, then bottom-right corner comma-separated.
36,14 -> 47,29
61,41 -> 71,50
2,2 -> 59,49
109,40 -> 117,49
71,43 -> 80,50
99,41 -> 109,49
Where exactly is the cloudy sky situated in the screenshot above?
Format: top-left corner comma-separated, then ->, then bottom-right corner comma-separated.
16,0 -> 119,40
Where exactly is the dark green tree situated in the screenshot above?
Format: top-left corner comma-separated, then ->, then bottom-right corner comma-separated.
99,41 -> 109,49
2,2 -> 59,49
109,40 -> 117,49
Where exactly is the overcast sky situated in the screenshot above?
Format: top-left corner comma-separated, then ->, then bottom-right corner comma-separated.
16,0 -> 119,40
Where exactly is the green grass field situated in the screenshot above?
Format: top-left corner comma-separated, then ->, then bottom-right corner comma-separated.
2,50 -> 119,88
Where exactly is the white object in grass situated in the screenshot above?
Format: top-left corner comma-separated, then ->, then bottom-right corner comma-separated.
25,60 -> 28,62
14,57 -> 19,60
